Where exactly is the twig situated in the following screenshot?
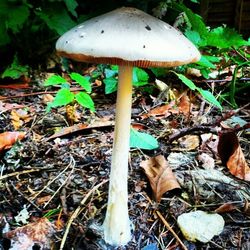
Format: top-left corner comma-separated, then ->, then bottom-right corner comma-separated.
169,104 -> 250,143
59,179 -> 108,250
0,169 -> 43,181
31,156 -> 74,202
169,126 -> 218,143
43,157 -> 76,208
156,211 -> 187,250
145,195 -> 187,250
0,87 -> 83,101
10,180 -> 42,212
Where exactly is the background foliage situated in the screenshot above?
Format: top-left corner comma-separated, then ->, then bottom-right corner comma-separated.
0,0 -> 249,107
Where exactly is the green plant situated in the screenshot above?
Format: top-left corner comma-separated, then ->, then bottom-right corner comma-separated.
1,55 -> 28,79
44,73 -> 95,112
103,65 -> 150,94
0,0 -> 81,75
153,1 -> 250,107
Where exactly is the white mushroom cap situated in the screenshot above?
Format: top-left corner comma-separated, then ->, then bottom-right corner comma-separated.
56,7 -> 201,68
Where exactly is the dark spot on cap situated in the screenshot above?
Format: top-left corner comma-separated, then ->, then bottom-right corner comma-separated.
145,25 -> 151,31
101,30 -> 104,34
74,29 -> 78,32
80,35 -> 84,38
143,45 -> 146,48
65,41 -> 68,44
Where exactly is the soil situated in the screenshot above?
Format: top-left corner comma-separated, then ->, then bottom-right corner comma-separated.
0,68 -> 249,250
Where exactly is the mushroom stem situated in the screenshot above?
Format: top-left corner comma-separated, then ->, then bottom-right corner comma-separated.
103,65 -> 133,246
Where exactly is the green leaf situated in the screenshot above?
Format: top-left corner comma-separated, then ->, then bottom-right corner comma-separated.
104,68 -> 118,78
185,30 -> 202,46
103,77 -> 118,94
36,5 -> 76,35
150,67 -> 167,77
133,68 -> 149,87
1,56 -> 28,79
70,73 -> 91,93
4,4 -> 30,33
130,128 -> 159,150
48,88 -> 74,109
63,0 -> 78,17
207,26 -> 250,49
196,55 -> 216,69
178,4 -> 208,38
75,92 -> 95,111
175,73 -> 196,90
0,23 -> 10,46
197,88 -> 222,110
44,75 -> 67,86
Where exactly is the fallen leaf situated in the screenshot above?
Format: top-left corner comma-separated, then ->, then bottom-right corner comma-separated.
46,119 -> 114,141
42,94 -> 54,104
178,94 -> 191,115
197,153 -> 215,169
4,217 -> 55,250
214,203 -> 237,213
11,109 -> 32,130
66,104 -> 80,124
178,135 -> 200,151
140,155 -> 180,202
141,101 -> 177,119
36,195 -> 52,206
0,131 -> 25,152
218,131 -> 250,181
0,101 -> 25,113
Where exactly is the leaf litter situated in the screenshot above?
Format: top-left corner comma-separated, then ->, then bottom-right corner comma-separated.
0,67 -> 249,250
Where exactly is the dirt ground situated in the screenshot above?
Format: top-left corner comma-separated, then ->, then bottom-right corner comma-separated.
0,67 -> 249,250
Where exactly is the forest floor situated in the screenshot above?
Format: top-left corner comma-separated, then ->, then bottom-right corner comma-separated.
0,63 -> 249,250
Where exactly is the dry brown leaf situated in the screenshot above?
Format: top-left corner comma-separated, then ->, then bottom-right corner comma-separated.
42,94 -> 54,104
0,131 -> 25,152
178,135 -> 200,151
140,155 -> 180,202
66,104 -> 80,124
11,109 -> 32,130
47,119 -> 114,141
141,101 -> 177,119
0,101 -> 25,112
36,195 -> 52,206
3,217 -> 55,249
214,203 -> 237,213
218,131 -> 250,181
178,94 -> 191,115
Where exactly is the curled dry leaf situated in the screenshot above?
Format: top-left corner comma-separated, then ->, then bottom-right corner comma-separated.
0,131 -> 25,152
214,202 -> 237,213
3,217 -> 55,250
218,131 -> 250,181
140,155 -> 180,202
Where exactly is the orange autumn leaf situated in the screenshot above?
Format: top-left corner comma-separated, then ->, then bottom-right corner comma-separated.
141,101 -> 177,119
140,155 -> 180,202
218,131 -> 250,181
0,131 -> 25,152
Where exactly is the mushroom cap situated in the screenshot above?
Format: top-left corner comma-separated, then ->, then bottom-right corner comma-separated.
56,7 -> 201,68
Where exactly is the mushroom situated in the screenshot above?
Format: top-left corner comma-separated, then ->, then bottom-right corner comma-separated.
56,7 -> 201,246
